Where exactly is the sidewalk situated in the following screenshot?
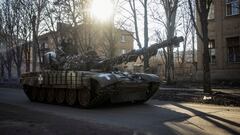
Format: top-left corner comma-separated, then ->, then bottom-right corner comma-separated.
159,87 -> 240,95
154,87 -> 240,107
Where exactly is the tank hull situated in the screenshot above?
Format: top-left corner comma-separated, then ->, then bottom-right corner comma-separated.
21,70 -> 160,108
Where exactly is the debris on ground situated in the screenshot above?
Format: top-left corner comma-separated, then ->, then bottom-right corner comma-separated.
154,89 -> 240,107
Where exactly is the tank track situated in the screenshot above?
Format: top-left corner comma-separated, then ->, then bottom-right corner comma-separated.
23,85 -> 110,108
22,82 -> 159,108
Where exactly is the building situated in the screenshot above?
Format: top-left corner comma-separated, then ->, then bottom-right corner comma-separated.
38,23 -> 134,71
197,0 -> 240,81
113,29 -> 134,56
39,23 -> 133,57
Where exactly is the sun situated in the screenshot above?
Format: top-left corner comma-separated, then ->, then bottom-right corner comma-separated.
90,0 -> 113,22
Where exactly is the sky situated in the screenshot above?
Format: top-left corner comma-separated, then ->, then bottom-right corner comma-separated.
113,0 -> 196,51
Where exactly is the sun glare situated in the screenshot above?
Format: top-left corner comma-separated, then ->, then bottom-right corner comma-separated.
90,0 -> 113,22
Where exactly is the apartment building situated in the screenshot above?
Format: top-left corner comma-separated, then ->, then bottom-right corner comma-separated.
197,0 -> 240,81
39,23 -> 133,58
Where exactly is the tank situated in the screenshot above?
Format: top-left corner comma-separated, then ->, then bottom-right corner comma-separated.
20,36 -> 183,108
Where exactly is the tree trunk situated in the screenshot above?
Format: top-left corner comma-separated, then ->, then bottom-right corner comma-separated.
143,0 -> 149,72
7,67 -> 12,81
32,15 -> 37,72
202,28 -> 211,93
188,0 -> 212,93
25,46 -> 31,72
177,47 -> 180,64
192,28 -> 195,63
5,53 -> 12,81
165,61 -> 168,80
167,47 -> 171,83
171,47 -> 175,80
26,60 -> 30,72
17,65 -> 21,79
108,20 -> 115,59
201,1 -> 212,94
37,42 -> 42,70
182,36 -> 187,64
0,62 -> 4,81
164,0 -> 179,84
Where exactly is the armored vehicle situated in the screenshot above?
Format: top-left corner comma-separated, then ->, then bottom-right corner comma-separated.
20,37 -> 183,108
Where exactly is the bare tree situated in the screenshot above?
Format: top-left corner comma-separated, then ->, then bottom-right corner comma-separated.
0,0 -> 34,79
142,0 -> 150,71
127,0 -> 142,49
100,22 -> 118,59
11,0 -> 24,78
16,0 -> 47,72
151,0 -> 179,83
120,0 -> 150,72
0,8 -> 5,80
20,2 -> 33,72
154,30 -> 168,77
0,0 -> 21,79
191,22 -> 196,64
51,0 -> 93,53
1,48 -> 13,80
32,0 -> 47,71
163,0 -> 179,83
188,0 -> 212,93
42,1 -> 60,48
178,0 -> 192,64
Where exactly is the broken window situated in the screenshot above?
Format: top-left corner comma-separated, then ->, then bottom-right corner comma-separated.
226,0 -> 240,16
227,37 -> 240,63
208,40 -> 216,63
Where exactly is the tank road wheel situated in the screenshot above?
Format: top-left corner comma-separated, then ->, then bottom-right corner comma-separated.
37,88 -> 46,102
30,87 -> 38,101
66,89 -> 77,105
47,88 -> 55,103
56,89 -> 65,104
78,87 -> 91,107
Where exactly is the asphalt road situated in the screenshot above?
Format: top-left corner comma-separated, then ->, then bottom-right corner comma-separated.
0,88 -> 240,135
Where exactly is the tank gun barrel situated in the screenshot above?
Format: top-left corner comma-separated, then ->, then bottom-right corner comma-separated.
100,36 -> 184,66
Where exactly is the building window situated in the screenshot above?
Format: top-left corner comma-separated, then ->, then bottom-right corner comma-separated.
209,40 -> 216,63
122,49 -> 126,54
121,35 -> 126,43
208,3 -> 215,19
226,0 -> 240,16
227,37 -> 240,63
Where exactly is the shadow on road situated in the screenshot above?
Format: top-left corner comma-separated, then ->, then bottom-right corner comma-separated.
171,103 -> 240,135
0,88 -> 240,135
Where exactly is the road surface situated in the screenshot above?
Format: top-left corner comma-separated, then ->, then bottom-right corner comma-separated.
0,88 -> 239,135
